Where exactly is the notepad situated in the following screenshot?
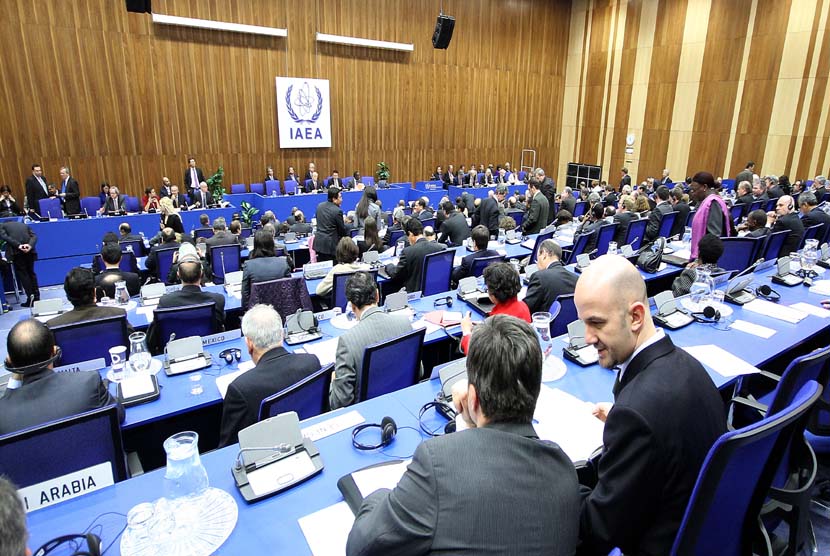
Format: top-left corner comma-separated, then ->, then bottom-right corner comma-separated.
742,299 -> 807,324
682,345 -> 760,378
729,320 -> 776,339
351,459 -> 411,498
298,502 -> 354,556
299,338 -> 339,366
532,386 -> 604,462
789,302 -> 830,319
215,360 -> 256,398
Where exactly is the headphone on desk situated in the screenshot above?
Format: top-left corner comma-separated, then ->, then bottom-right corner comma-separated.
433,296 -> 453,308
219,348 -> 242,364
33,533 -> 101,556
691,305 -> 721,323
352,416 -> 398,450
755,284 -> 781,302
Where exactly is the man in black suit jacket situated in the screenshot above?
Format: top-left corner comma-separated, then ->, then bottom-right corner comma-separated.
315,188 -> 349,261
305,171 -> 323,193
159,176 -> 173,198
303,162 -> 317,182
0,220 -> 39,306
452,225 -> 499,285
799,191 -> 830,230
574,256 -> 725,555
534,168 -> 557,224
735,161 -> 754,190
476,186 -> 506,237
189,182 -> 214,209
57,166 -> 81,215
437,202 -> 471,246
204,217 -> 239,249
24,163 -> 50,216
612,197 -> 637,245
154,254 -> 225,328
619,167 -> 632,189
100,186 -> 127,214
219,305 -> 320,446
183,157 -> 205,193
0,186 -> 22,217
669,186 -> 690,238
657,168 -> 672,186
327,170 -> 345,190
523,240 -> 578,314
168,185 -> 188,210
118,222 -> 143,243
145,228 -> 180,276
0,319 -> 124,435
47,267 -> 134,332
95,243 -> 141,299
811,176 -> 827,202
734,181 -> 754,213
767,195 -> 804,257
349,315 -> 580,555
385,217 -> 446,293
523,180 -> 550,235
644,186 -> 673,243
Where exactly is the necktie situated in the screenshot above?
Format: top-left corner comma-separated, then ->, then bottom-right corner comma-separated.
202,193 -> 206,206
611,368 -> 623,398
191,169 -> 198,189
62,179 -> 67,194
38,177 -> 47,194
114,197 -> 118,211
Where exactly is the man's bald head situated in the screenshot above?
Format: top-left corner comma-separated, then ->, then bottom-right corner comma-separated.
575,255 -> 655,369
6,319 -> 56,372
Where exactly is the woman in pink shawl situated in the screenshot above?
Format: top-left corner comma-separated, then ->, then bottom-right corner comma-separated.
689,171 -> 731,259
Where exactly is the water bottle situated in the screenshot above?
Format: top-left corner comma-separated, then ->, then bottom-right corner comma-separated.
114,280 -> 130,305
689,267 -> 714,309
682,227 -> 692,244
802,239 -> 819,275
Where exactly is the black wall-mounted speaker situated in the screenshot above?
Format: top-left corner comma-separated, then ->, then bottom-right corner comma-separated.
126,0 -> 151,13
432,14 -> 455,49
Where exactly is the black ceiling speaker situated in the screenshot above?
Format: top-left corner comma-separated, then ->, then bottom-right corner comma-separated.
126,0 -> 152,13
432,13 -> 455,49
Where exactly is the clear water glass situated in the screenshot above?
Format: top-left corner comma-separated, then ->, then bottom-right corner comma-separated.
129,332 -> 152,375
682,227 -> 692,244
163,431 -> 209,500
802,239 -> 819,274
532,312 -> 552,343
690,267 -> 714,308
607,241 -> 618,256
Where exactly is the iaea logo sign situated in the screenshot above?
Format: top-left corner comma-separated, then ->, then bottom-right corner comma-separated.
276,77 -> 331,149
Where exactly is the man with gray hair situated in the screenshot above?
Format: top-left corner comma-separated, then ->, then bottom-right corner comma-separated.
812,175 -> 827,200
765,174 -> 783,199
560,186 -> 576,215
205,216 -> 239,248
799,190 -> 830,229
522,239 -> 578,314
0,477 -> 28,556
219,304 -> 321,446
535,168 -> 557,224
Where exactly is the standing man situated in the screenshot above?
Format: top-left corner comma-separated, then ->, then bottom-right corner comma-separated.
219,304 -> 321,446
57,166 -> 81,215
619,167 -> 632,190
535,168 -> 557,224
575,255 -> 725,555
477,186 -> 506,237
735,161 -> 755,188
24,163 -> 50,216
314,187 -> 349,261
183,157 -> 205,193
329,272 -> 413,410
0,220 -> 39,307
523,178 -> 549,235
669,186 -> 690,237
352,314 -> 581,555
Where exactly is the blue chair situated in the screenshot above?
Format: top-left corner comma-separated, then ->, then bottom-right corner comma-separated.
38,198 -> 62,219
304,179 -> 314,192
119,239 -> 145,257
420,250 -> 454,296
92,249 -> 140,275
52,314 -> 130,365
760,229 -> 788,261
284,180 -> 298,195
265,180 -> 281,196
800,223 -> 823,248
563,231 -> 595,264
518,171 -> 527,181
250,276 -> 314,318
258,364 -> 334,421
749,200 -> 764,213
332,270 -> 378,311
470,255 -> 504,277
0,405 -> 129,492
389,229 -> 405,246
361,176 -> 375,187
507,210 -> 524,227
529,230 -> 555,264
721,178 -> 736,191
250,183 -> 265,195
359,328 -> 426,402
550,294 -> 577,338
765,199 -> 777,212
152,302 -> 217,352
685,209 -> 696,227
194,228 -> 213,240
718,237 -> 763,272
595,222 -> 618,256
420,217 -> 436,230
730,204 -> 746,225
657,212 -> 678,239
624,218 -> 648,250
670,381 -> 822,556
208,244 -> 242,282
124,196 -> 140,213
155,246 -> 179,283
572,201 -> 588,218
230,184 -> 247,194
240,226 -> 253,239
80,196 -> 100,215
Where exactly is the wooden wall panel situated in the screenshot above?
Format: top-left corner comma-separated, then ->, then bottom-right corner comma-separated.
0,0 -> 570,200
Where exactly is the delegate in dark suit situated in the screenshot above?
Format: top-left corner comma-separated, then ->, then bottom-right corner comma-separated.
95,268 -> 141,298
170,193 -> 189,210
579,334 -> 725,556
801,206 -> 830,230
25,174 -> 50,213
315,199 -> 349,260
523,261 -> 578,314
59,177 -> 81,215
47,305 -> 132,331
523,192 -> 550,235
437,212 -> 471,245
154,285 -> 225,332
219,346 -> 321,446
103,195 -> 127,213
452,248 -> 500,284
0,197 -> 22,217
385,237 -> 446,293
0,221 -> 39,302
735,169 -> 754,188
771,212 -> 805,257
644,201 -> 673,243
189,189 -> 214,208
241,256 -> 292,308
347,421 -> 580,556
477,195 -> 501,237
560,195 -> 577,216
612,211 -> 635,245
183,166 -> 205,190
0,368 -> 123,435
145,241 -> 180,275
538,177 -> 557,224
734,194 -> 754,216
670,200 -> 690,238
204,230 -> 239,249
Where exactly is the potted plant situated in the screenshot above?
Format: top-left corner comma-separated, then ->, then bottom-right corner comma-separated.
206,166 -> 225,201
239,201 -> 259,226
376,161 -> 390,188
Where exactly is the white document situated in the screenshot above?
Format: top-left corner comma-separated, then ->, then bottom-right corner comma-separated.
302,410 -> 365,442
729,319 -> 776,339
453,256 -> 462,267
299,502 -> 354,556
443,311 -> 462,323
682,345 -> 760,378
119,374 -> 156,399
411,319 -> 441,336
215,360 -> 256,398
351,459 -> 412,498
742,298 -> 807,324
532,386 -> 604,462
789,302 -> 830,319
135,305 -> 155,322
808,279 -> 830,295
300,338 -> 340,366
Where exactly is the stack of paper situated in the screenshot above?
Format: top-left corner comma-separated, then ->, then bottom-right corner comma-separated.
298,502 -> 354,556
532,386 -> 604,462
808,279 -> 830,295
682,345 -> 760,378
742,299 -> 807,323
300,338 -> 340,366
215,360 -> 256,398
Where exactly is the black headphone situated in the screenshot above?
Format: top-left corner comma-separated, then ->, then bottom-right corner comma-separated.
755,284 -> 781,302
433,296 -> 453,308
4,346 -> 63,376
33,533 -> 101,556
352,416 -> 397,450
219,348 -> 242,364
691,305 -> 721,323
418,401 -> 458,436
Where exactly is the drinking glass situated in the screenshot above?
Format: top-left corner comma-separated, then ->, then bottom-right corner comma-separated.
129,331 -> 152,375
